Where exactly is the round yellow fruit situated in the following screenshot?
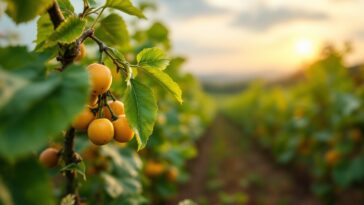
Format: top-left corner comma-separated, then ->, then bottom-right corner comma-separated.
145,161 -> 165,177
325,150 -> 341,166
167,166 -> 179,182
104,100 -> 125,120
112,115 -> 134,143
88,118 -> 114,145
39,148 -> 60,168
72,107 -> 95,131
87,63 -> 112,95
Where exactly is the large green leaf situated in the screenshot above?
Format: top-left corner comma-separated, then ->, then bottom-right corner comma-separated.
35,14 -> 54,51
139,66 -> 182,103
105,0 -> 146,19
0,158 -> 55,205
0,70 -> 28,110
124,79 -> 158,150
5,0 -> 53,23
0,46 -> 49,79
95,14 -> 130,50
0,46 -> 38,70
147,22 -> 169,43
45,16 -> 86,48
58,0 -> 75,18
136,48 -> 170,70
147,22 -> 170,49
0,65 -> 90,160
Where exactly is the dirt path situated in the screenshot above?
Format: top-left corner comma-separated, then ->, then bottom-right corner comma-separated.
169,115 -> 322,205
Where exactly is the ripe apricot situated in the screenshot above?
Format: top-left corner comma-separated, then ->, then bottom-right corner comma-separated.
167,166 -> 179,182
145,161 -> 165,177
88,118 -> 114,145
112,115 -> 134,143
39,148 -> 60,168
87,63 -> 112,95
72,107 -> 95,131
104,100 -> 125,120
325,150 -> 341,166
75,43 -> 86,61
81,145 -> 99,161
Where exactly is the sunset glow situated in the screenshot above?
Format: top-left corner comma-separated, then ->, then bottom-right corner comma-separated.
295,39 -> 315,59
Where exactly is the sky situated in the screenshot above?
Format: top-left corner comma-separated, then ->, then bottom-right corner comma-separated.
1,0 -> 364,80
153,0 -> 364,79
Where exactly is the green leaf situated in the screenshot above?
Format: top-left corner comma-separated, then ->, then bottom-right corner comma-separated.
0,158 -> 55,205
105,0 -> 146,19
101,145 -> 142,178
137,48 -> 170,70
58,0 -> 75,18
0,69 -> 28,109
101,145 -> 143,201
0,46 -> 50,79
138,66 -> 182,103
147,22 -> 169,43
0,46 -> 38,70
60,194 -> 76,205
45,16 -> 86,48
95,14 -> 130,50
87,0 -> 98,7
5,0 -> 53,23
0,65 -> 90,160
147,22 -> 170,49
102,173 -> 123,198
35,14 -> 54,51
124,79 -> 158,150
178,200 -> 198,205
61,162 -> 87,181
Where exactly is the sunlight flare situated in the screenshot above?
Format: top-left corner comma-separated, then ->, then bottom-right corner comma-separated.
295,38 -> 315,59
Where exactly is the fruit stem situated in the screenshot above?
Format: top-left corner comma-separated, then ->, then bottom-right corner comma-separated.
88,35 -> 129,78
104,95 -> 118,121
107,91 -> 116,101
97,95 -> 103,118
91,6 -> 106,28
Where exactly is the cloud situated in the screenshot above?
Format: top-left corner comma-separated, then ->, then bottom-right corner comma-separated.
159,0 -> 226,19
174,40 -> 236,56
232,7 -> 329,31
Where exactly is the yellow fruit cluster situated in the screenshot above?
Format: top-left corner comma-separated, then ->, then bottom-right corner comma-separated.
39,47 -> 134,168
72,63 -> 134,146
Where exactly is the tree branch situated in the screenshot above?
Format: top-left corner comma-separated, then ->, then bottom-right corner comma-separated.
47,1 -> 80,205
63,128 -> 79,205
47,1 -> 65,29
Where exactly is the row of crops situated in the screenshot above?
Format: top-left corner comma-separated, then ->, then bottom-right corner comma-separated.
223,46 -> 364,202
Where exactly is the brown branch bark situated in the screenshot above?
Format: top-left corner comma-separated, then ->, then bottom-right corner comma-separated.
47,1 -> 80,205
47,1 -> 65,29
63,128 -> 79,205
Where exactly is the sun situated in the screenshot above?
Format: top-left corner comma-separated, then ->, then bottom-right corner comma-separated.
295,39 -> 315,59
